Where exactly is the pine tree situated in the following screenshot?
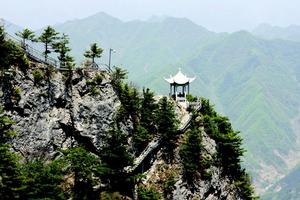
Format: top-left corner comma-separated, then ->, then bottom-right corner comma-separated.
110,67 -> 127,94
201,99 -> 257,199
0,26 -> 28,70
100,126 -> 133,191
15,28 -> 36,47
156,97 -> 179,162
38,26 -> 59,62
179,127 -> 203,181
53,33 -> 74,68
132,125 -> 152,154
0,107 -> 24,199
22,160 -> 65,200
62,147 -> 106,200
140,88 -> 158,133
84,43 -> 103,66
132,88 -> 158,154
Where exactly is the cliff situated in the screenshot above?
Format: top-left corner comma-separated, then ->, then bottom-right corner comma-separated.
0,60 -> 255,199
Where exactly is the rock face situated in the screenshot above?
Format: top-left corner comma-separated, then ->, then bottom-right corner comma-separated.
143,130 -> 242,200
0,63 -> 121,160
0,63 -> 245,199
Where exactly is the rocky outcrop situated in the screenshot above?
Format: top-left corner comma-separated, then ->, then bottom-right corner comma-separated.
141,129 -> 242,200
0,62 -> 247,199
0,63 -> 122,160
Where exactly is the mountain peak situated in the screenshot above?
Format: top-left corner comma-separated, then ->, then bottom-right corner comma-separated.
85,11 -> 122,23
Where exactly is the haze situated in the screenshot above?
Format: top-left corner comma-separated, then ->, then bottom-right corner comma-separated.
1,0 -> 300,32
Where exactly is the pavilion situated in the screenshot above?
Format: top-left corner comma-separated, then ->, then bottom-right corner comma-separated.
164,69 -> 196,103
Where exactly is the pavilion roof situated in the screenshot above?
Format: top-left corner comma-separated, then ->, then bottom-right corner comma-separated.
164,69 -> 196,85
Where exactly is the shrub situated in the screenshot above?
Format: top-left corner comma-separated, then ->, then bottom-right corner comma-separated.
12,85 -> 22,102
186,94 -> 197,102
100,192 -> 123,200
90,85 -> 101,96
32,68 -> 45,84
162,174 -> 176,196
137,186 -> 161,200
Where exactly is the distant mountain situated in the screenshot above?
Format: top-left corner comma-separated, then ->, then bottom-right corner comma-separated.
184,32 -> 300,191
262,164 -> 300,200
53,12 -> 217,83
5,12 -> 300,197
0,18 -> 22,35
253,23 -> 300,42
51,13 -> 300,193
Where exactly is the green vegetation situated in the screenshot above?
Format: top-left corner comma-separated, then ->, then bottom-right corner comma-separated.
84,43 -> 103,65
261,162 -> 300,200
179,124 -> 207,182
21,160 -> 65,200
15,28 -> 36,47
100,191 -> 124,200
38,26 -> 59,61
53,33 -> 74,69
186,94 -> 197,102
0,23 -> 258,198
50,15 -> 300,193
32,68 -> 45,84
137,185 -> 161,200
110,66 -> 127,93
140,88 -> 158,133
61,147 -> 106,200
100,126 -> 133,191
12,85 -> 22,102
0,107 -> 23,200
157,97 -> 179,161
86,72 -> 103,95
0,26 -> 28,71
200,98 -> 257,199
161,174 -> 176,196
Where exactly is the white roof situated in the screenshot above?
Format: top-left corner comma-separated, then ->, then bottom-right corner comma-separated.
164,69 -> 196,84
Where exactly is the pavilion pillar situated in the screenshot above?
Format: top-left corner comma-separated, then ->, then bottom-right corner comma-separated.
173,84 -> 176,95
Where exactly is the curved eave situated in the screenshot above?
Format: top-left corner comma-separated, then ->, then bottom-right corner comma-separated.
164,77 -> 174,84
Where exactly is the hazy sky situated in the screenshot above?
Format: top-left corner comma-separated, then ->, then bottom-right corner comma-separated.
1,0 -> 300,32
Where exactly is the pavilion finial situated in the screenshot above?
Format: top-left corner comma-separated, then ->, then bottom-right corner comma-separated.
178,67 -> 181,72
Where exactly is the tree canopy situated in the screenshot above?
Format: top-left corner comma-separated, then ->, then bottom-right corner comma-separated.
84,43 -> 103,65
53,33 -> 74,68
15,28 -> 36,47
38,26 -> 59,61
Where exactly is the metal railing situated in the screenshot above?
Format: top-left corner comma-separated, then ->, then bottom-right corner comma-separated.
5,33 -> 58,67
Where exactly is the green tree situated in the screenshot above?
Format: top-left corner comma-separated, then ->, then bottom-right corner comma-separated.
127,86 -> 141,125
22,160 -> 65,200
15,28 -> 36,47
0,26 -> 28,71
100,126 -> 133,190
0,107 -> 24,199
62,147 -> 107,200
38,26 -> 59,62
53,33 -> 74,68
84,43 -> 103,65
201,99 -> 257,199
200,97 -> 217,117
179,127 -> 203,181
137,186 -> 160,200
132,88 -> 158,154
132,125 -> 152,154
156,97 -> 179,162
110,66 -> 127,93
140,88 -> 158,133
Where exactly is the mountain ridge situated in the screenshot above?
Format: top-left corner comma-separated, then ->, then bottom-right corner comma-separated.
3,12 -> 300,197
